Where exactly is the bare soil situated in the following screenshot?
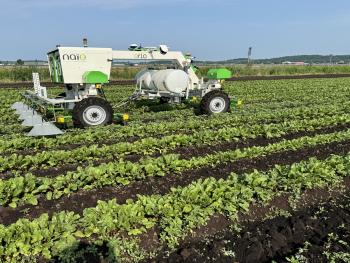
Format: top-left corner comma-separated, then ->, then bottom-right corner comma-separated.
154,186 -> 350,263
2,134 -> 350,227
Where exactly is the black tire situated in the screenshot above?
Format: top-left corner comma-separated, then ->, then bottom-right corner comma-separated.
159,97 -> 171,104
200,90 -> 230,115
72,97 -> 113,128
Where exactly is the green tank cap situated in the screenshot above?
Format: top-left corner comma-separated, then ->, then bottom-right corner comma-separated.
207,68 -> 232,79
83,71 -> 109,84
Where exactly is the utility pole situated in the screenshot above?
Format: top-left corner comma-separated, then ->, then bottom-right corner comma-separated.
248,47 -> 253,66
329,54 -> 333,65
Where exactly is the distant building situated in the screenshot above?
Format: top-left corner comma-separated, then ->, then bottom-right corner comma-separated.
24,61 -> 48,66
282,61 -> 309,66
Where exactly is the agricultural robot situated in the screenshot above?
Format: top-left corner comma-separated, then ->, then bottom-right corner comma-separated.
12,40 -> 235,136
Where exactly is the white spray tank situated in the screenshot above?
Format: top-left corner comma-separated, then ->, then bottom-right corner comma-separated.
135,69 -> 157,90
136,69 -> 189,94
151,69 -> 189,94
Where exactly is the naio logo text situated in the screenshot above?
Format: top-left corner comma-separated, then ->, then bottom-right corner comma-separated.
62,54 -> 87,61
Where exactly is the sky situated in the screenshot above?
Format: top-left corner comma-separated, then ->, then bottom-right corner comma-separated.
0,0 -> 350,61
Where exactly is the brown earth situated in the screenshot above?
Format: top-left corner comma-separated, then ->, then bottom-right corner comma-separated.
154,182 -> 350,263
1,132 -> 350,227
1,122 -> 350,180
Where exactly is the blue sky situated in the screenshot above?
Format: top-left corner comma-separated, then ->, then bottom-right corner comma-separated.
1,0 -> 350,60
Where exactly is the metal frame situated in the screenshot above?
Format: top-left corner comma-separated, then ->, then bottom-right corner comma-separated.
28,45 -> 225,118
12,43 -> 232,137
45,44 -> 223,101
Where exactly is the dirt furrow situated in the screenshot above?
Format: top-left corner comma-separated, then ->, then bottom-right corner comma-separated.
1,135 -> 350,226
0,112 -> 328,157
154,180 -> 350,263
2,123 -> 350,180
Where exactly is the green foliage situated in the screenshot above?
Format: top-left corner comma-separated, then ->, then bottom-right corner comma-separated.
2,76 -> 350,261
1,152 -> 350,261
2,64 -> 350,82
1,127 -> 350,208
0,66 -> 50,82
2,112 -> 350,174
196,65 -> 350,77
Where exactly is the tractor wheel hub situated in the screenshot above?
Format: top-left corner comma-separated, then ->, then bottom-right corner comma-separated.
209,97 -> 226,113
83,106 -> 107,126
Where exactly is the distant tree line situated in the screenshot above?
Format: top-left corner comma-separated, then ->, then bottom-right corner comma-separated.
198,55 -> 350,65
2,55 -> 350,66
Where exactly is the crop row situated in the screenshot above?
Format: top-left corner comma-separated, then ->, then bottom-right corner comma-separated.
3,98 -> 350,154
2,128 -> 350,208
3,112 -> 350,174
231,78 -> 350,103
2,78 -> 349,120
3,78 -> 350,139
0,111 -> 349,173
1,146 -> 350,262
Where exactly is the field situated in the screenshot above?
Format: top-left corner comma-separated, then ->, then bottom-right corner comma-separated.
2,65 -> 350,82
1,78 -> 350,262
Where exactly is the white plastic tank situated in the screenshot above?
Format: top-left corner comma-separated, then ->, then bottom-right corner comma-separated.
151,69 -> 189,94
135,70 -> 157,90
